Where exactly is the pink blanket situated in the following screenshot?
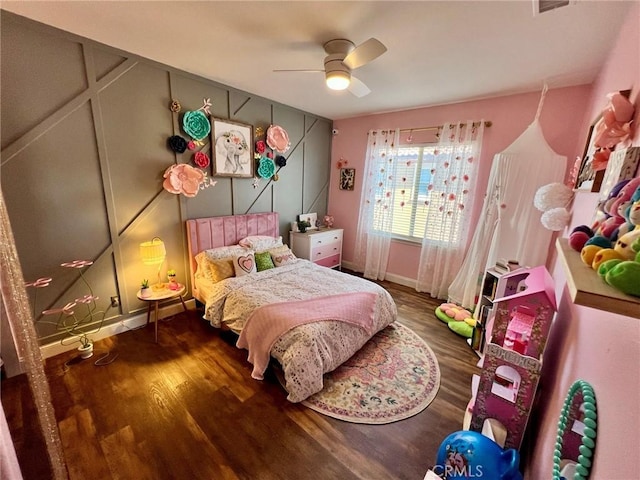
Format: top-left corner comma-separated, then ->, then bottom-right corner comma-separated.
236,291 -> 378,380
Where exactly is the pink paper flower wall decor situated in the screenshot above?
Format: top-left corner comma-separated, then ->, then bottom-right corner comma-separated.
266,125 -> 291,153
163,163 -> 216,197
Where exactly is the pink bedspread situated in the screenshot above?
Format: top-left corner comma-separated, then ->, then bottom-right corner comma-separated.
236,291 -> 377,380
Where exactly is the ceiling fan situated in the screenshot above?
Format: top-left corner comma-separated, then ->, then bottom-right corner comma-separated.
273,38 -> 387,97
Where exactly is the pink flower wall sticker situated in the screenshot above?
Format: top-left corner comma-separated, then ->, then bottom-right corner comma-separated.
163,163 -> 216,197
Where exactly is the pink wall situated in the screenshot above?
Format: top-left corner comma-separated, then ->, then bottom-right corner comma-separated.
525,3 -> 640,479
330,85 -> 591,282
330,3 -> 639,478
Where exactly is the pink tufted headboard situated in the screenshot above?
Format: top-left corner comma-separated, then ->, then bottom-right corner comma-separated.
186,212 -> 279,300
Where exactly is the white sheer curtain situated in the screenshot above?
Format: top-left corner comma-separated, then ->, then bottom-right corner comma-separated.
353,129 -> 400,280
416,121 -> 485,298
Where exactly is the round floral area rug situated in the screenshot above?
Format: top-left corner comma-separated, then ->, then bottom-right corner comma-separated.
302,322 -> 441,424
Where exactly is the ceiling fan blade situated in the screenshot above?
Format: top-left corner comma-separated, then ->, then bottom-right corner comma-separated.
273,69 -> 324,73
348,76 -> 371,98
343,38 -> 387,70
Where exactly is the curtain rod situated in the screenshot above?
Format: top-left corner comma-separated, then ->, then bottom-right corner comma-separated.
399,120 -> 492,133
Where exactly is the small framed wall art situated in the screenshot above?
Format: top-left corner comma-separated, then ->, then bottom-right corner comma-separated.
339,168 -> 355,191
212,118 -> 254,178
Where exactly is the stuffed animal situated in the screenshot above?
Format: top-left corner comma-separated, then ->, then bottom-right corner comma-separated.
597,238 -> 640,297
435,303 -> 476,338
569,179 -> 629,252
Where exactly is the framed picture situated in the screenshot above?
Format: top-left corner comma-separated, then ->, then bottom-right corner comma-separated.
575,116 -> 603,192
211,118 -> 254,178
339,168 -> 355,191
298,212 -> 318,230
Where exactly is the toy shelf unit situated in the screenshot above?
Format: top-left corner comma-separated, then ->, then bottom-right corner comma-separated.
471,266 -> 528,355
467,265 -> 556,451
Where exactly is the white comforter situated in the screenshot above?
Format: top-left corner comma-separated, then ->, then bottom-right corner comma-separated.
200,259 -> 397,402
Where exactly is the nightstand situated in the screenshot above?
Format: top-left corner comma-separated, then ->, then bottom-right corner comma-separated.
290,228 -> 343,269
136,283 -> 188,342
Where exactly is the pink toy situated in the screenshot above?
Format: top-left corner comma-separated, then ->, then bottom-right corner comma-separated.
439,303 -> 473,322
609,177 -> 640,224
470,266 -> 556,450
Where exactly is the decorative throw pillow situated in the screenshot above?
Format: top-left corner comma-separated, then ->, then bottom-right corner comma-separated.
239,235 -> 283,251
208,258 -> 235,282
197,245 -> 250,265
233,252 -> 257,276
267,244 -> 291,255
255,251 -> 275,272
271,247 -> 297,267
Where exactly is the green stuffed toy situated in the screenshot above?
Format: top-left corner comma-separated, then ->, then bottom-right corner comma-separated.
598,237 -> 640,297
435,302 -> 476,338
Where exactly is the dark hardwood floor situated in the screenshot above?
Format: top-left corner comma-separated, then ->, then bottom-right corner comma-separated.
3,277 -> 480,480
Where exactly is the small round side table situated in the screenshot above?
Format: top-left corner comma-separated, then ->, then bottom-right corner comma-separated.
136,283 -> 187,343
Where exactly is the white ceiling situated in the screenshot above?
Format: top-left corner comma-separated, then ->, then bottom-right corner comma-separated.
1,1 -> 635,120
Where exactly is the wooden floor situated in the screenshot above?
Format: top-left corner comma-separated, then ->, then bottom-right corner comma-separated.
3,277 -> 480,480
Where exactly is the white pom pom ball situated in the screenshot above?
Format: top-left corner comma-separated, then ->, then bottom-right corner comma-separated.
541,207 -> 571,231
534,183 -> 574,212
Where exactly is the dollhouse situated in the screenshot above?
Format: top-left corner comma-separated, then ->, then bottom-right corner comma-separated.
467,265 -> 556,450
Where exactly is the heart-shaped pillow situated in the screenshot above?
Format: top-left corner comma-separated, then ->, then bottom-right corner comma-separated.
234,253 -> 256,276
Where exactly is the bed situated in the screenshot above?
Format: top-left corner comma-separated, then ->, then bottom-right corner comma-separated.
186,212 -> 397,402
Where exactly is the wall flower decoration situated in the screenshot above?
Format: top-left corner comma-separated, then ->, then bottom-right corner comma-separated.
266,125 -> 291,153
193,151 -> 210,168
168,135 -> 188,153
255,140 -> 267,154
182,110 -> 211,141
163,163 -> 207,197
593,91 -> 635,149
170,99 -> 181,113
275,155 -> 287,168
257,157 -> 276,179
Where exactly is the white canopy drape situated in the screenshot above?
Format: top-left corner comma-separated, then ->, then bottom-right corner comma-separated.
449,92 -> 567,308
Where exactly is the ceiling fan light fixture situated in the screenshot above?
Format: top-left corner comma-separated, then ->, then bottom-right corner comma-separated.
326,70 -> 350,90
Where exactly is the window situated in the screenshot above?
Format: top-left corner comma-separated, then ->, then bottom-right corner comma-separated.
371,143 -> 473,245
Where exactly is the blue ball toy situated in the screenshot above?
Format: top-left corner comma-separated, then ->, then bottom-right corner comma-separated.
435,430 -> 523,480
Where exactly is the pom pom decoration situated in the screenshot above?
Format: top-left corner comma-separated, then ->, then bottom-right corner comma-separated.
534,183 -> 574,212
167,135 -> 188,154
182,110 -> 211,141
541,207 -> 571,231
266,125 -> 291,153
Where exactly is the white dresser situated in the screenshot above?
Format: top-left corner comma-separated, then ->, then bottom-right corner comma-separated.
290,228 -> 343,269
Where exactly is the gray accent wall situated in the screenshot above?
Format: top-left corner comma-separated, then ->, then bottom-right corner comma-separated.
0,11 -> 332,344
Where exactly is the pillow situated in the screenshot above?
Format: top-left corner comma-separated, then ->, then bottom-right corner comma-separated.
267,244 -> 291,255
194,257 -> 235,283
270,247 -> 297,267
239,235 -> 283,251
255,251 -> 275,272
207,258 -> 235,282
233,252 -> 257,276
196,245 -> 250,265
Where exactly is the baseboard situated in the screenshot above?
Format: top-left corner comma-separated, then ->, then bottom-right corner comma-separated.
39,299 -> 197,359
341,260 -> 417,289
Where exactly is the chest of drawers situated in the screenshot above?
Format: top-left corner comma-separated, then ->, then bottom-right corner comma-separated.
290,228 -> 343,269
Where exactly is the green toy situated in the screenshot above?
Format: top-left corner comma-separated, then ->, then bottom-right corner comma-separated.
435,302 -> 476,338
